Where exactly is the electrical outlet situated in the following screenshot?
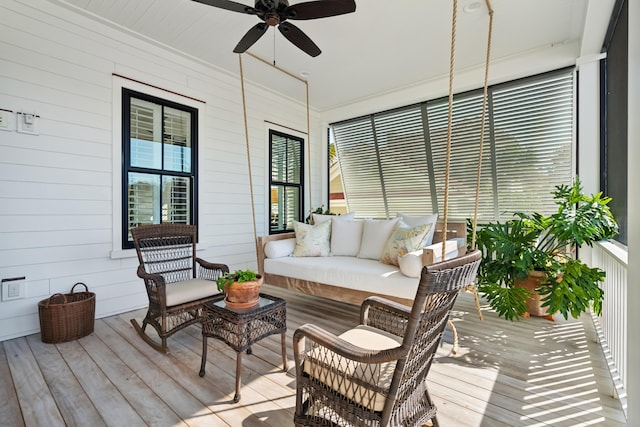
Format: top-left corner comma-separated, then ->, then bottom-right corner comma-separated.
1,277 -> 26,301
7,283 -> 20,298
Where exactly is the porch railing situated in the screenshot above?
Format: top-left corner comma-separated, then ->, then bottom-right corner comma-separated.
591,241 -> 628,406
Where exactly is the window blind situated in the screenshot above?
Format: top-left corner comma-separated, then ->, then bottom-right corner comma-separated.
331,69 -> 574,222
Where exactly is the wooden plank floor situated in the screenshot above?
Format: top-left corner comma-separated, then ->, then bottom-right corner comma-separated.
1,285 -> 627,426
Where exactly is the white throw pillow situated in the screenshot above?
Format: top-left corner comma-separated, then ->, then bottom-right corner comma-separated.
292,220 -> 331,257
397,249 -> 424,278
313,211 -> 355,224
331,219 -> 364,256
356,218 -> 400,260
397,212 -> 438,246
264,238 -> 296,258
380,221 -> 433,266
397,242 -> 461,278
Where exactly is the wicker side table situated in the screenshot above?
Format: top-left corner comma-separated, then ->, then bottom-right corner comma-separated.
200,293 -> 287,402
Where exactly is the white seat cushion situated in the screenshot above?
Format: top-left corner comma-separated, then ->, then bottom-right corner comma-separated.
304,325 -> 402,412
264,255 -> 419,300
165,279 -> 218,306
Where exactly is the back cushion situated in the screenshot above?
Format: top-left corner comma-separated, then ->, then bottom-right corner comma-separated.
356,218 -> 400,260
331,219 -> 364,256
313,211 -> 355,224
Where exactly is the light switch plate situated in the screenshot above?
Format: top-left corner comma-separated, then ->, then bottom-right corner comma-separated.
16,112 -> 39,135
0,110 -> 13,131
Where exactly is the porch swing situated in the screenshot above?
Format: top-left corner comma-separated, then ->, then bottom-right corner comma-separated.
238,0 -> 493,353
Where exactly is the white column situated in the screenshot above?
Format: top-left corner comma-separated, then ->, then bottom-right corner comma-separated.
627,0 -> 640,424
577,57 -> 603,194
576,57 -> 604,266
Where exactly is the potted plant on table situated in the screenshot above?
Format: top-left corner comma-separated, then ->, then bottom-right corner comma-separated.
474,178 -> 618,321
217,269 -> 263,309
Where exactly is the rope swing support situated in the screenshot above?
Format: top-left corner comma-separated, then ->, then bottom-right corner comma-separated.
238,52 -> 312,250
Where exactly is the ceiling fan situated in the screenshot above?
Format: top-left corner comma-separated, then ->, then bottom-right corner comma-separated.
192,0 -> 356,57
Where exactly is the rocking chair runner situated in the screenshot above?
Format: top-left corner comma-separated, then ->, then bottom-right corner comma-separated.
131,224 -> 229,353
293,249 -> 481,426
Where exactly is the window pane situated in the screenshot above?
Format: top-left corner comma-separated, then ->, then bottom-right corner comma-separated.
127,172 -> 161,240
270,185 -> 300,232
271,133 -> 302,184
164,107 -> 192,173
130,98 -> 162,169
162,176 -> 191,223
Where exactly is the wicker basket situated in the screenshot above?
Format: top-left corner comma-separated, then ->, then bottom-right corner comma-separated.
38,282 -> 95,344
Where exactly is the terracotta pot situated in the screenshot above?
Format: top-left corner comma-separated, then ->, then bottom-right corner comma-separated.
515,271 -> 551,317
224,275 -> 263,309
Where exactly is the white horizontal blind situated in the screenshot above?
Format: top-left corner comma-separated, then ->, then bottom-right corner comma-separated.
427,94 -> 495,221
492,73 -> 574,218
374,105 -> 434,217
331,69 -> 574,222
332,117 -> 386,218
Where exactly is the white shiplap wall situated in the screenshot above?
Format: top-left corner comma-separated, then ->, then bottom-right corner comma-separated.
0,0 -> 324,342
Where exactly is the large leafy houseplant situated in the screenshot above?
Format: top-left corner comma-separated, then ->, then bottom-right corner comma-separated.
474,179 -> 618,321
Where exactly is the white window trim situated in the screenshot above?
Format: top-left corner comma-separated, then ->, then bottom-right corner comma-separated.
110,75 -> 205,259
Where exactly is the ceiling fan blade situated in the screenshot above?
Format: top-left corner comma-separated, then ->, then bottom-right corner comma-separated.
285,0 -> 356,20
278,22 -> 321,57
233,23 -> 269,53
191,0 -> 257,15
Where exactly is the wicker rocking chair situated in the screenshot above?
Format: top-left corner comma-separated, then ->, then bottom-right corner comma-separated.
293,249 -> 482,427
131,224 -> 228,353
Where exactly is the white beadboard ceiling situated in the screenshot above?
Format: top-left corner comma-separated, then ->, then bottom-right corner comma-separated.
51,0 -> 613,112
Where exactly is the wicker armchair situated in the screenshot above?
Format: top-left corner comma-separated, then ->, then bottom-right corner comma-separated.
131,224 -> 228,353
293,250 -> 482,427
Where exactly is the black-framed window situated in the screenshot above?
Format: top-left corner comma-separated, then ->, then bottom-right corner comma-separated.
269,130 -> 304,234
122,88 -> 198,248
